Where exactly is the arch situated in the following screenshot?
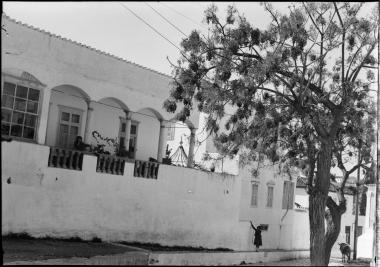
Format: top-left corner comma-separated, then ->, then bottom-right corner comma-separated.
97,97 -> 129,111
2,67 -> 46,87
137,107 -> 164,121
50,84 -> 91,102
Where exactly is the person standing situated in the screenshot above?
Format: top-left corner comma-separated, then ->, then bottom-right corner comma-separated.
250,221 -> 262,252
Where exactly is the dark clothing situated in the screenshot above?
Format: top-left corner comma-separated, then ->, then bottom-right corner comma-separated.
250,222 -> 263,248
254,229 -> 262,247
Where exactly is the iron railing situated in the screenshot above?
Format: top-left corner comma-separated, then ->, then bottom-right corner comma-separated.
48,147 -> 84,170
96,154 -> 127,175
134,160 -> 159,179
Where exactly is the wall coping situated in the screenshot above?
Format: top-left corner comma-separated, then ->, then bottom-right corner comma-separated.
2,13 -> 172,79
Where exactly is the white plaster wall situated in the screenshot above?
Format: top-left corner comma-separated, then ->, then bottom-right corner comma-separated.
2,141 -> 242,249
295,187 -> 366,256
237,163 -> 299,250
88,99 -> 125,153
132,109 -> 160,161
1,15 -> 200,142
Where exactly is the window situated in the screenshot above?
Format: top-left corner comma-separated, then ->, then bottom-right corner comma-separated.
359,192 -> 367,216
57,107 -> 82,148
282,181 -> 295,209
2,81 -> 40,140
118,118 -> 138,158
167,122 -> 175,141
345,226 -> 351,244
267,186 -> 274,208
251,183 -> 259,207
259,224 -> 269,231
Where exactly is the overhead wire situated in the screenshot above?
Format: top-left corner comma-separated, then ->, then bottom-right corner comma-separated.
160,2 -> 208,31
119,3 -> 182,51
144,2 -> 188,38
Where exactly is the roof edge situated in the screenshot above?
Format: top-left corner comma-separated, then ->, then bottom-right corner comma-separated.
2,13 -> 173,80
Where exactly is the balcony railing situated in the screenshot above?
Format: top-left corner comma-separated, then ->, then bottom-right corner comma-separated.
134,160 -> 159,179
48,147 -> 84,171
96,154 -> 127,175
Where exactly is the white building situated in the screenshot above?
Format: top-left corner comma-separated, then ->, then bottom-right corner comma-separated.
1,14 -> 307,252
295,177 -> 367,257
357,184 -> 376,258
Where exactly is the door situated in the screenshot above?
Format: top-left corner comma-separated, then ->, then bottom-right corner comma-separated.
57,106 -> 82,148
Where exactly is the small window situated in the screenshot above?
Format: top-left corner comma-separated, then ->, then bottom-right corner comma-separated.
267,186 -> 274,208
131,124 -> 137,135
251,183 -> 259,207
167,122 -> 175,141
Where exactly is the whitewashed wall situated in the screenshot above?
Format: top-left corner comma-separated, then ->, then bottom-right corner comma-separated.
2,141 -> 243,249
237,163 -> 305,250
1,15 -> 199,148
295,187 -> 366,256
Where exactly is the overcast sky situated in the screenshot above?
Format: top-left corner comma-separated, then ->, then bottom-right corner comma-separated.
2,2 -> 302,75
3,2 -> 376,76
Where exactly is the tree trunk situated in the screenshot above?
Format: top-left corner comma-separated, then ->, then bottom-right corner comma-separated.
309,191 -> 328,266
309,141 -> 333,266
324,196 -> 345,265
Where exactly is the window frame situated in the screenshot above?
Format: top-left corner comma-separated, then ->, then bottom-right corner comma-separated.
282,181 -> 295,210
266,185 -> 274,208
250,182 -> 259,207
56,105 -> 84,148
1,74 -> 44,143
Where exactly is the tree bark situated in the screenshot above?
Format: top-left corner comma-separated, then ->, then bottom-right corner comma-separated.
309,141 -> 333,266
309,190 -> 328,266
325,194 -> 346,266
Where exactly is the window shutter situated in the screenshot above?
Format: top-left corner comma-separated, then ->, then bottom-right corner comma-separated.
287,182 -> 294,209
282,182 -> 288,209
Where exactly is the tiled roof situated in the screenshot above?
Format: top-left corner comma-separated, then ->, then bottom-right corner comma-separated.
2,13 -> 172,79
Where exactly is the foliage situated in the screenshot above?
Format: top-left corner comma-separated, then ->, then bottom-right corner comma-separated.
164,2 -> 378,265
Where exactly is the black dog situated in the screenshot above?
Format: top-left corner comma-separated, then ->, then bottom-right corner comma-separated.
338,243 -> 351,263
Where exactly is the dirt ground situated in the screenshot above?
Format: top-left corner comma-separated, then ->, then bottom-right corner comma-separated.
2,236 -> 137,263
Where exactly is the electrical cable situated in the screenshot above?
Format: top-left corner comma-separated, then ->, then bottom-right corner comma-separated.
119,3 -> 182,51
144,2 -> 188,38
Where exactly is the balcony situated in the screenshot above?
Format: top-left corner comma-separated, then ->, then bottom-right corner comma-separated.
47,146 -> 161,179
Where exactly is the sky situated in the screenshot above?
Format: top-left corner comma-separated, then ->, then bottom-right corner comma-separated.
2,1 -> 295,76
3,1 -> 377,173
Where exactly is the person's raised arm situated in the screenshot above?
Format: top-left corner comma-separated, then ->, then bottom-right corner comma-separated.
250,221 -> 256,230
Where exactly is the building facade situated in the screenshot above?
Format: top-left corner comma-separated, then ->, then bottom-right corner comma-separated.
2,14 -> 307,252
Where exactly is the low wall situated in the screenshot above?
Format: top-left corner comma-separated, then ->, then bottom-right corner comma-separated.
2,141 -> 242,250
148,250 -> 310,266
